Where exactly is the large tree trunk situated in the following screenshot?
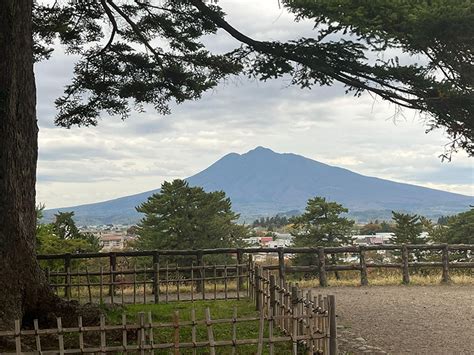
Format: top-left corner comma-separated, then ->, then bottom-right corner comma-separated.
0,0 -> 53,329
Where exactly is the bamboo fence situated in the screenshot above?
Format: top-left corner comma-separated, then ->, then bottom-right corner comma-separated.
0,264 -> 337,355
45,262 -> 248,304
38,244 -> 474,288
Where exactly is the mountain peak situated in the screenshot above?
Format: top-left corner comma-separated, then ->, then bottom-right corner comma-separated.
245,146 -> 276,155
44,148 -> 472,225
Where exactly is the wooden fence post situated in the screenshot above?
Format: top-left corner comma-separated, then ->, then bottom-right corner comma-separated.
255,267 -> 261,311
205,308 -> 216,355
359,246 -> 368,286
269,274 -> 276,317
152,251 -> 159,296
109,253 -> 117,297
278,247 -> 286,283
401,244 -> 410,284
153,262 -> 160,304
291,286 -> 298,355
14,319 -> 21,354
441,244 -> 451,284
318,247 -> 327,287
196,251 -> 205,296
328,295 -> 337,355
237,248 -> 244,290
64,253 -> 71,299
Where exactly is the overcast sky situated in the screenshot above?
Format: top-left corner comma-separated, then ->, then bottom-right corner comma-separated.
36,0 -> 473,209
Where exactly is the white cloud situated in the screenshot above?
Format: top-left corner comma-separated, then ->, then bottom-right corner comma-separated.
35,0 -> 473,208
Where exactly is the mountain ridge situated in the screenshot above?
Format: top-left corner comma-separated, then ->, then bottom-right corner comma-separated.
43,146 -> 472,225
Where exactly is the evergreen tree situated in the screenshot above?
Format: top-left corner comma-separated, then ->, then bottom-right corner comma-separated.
390,212 -> 424,245
430,209 -> 474,245
390,212 -> 424,261
134,179 -> 248,263
291,197 -> 354,276
1,0 -> 473,327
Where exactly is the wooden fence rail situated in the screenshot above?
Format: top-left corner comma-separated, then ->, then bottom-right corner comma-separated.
45,262 -> 250,304
38,244 -> 474,287
0,265 -> 337,355
249,263 -> 337,355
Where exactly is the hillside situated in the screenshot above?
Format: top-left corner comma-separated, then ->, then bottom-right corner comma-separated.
44,147 -> 472,225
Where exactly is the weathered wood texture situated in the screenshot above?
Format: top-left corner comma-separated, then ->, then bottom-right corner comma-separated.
38,244 -> 474,288
46,262 -> 248,304
0,264 -> 336,354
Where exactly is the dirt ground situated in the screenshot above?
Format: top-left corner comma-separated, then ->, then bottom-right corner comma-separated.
312,285 -> 474,354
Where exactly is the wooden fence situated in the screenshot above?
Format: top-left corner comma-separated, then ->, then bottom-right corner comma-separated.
45,262 -> 248,304
250,264 -> 337,354
0,265 -> 337,354
38,244 -> 474,288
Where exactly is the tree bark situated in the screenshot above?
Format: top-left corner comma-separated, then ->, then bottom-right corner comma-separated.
0,0 -> 54,329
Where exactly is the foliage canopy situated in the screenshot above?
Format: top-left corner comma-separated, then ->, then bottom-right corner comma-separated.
36,209 -> 101,254
290,196 -> 354,268
134,179 -> 248,253
32,0 -> 474,157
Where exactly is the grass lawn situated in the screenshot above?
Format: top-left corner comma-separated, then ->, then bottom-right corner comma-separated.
103,299 -> 296,354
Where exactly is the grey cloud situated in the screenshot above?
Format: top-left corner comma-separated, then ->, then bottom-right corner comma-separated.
33,0 -> 473,207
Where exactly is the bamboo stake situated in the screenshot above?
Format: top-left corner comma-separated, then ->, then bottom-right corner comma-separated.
148,311 -> 154,352
111,266 -> 115,304
191,262 -> 195,303
231,307 -> 237,355
305,291 -> 314,355
139,312 -> 145,355
328,295 -> 337,355
224,263 -> 228,300
154,262 -> 160,304
205,308 -> 216,355
78,316 -> 84,353
201,259 -> 206,300
57,317 -> 64,355
77,267 -> 81,302
213,265 -> 217,300
165,262 -> 169,303
99,266 -> 103,304
191,309 -> 197,355
133,265 -> 137,304
236,261 -> 241,301
14,319 -> 21,355
100,314 -> 106,354
257,310 -> 264,355
66,267 -> 71,301
173,311 -> 180,355
34,319 -> 42,353
85,267 -> 92,303
143,266 -> 147,304
122,314 -> 128,355
269,303 -> 275,355
291,287 -> 298,355
121,267 -> 124,305
176,263 -> 180,301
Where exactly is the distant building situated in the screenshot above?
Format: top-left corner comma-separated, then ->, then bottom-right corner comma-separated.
100,233 -> 136,251
353,233 -> 394,245
101,234 -> 125,251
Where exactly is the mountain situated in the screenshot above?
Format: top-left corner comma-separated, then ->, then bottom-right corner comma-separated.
43,147 -> 473,225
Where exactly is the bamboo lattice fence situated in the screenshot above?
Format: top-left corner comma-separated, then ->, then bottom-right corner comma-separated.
0,264 -> 337,354
45,262 -> 248,304
38,244 -> 474,290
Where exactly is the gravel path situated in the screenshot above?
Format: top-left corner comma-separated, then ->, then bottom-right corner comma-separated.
311,285 -> 474,354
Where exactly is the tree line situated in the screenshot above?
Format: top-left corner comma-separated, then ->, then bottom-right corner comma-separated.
2,0 -> 472,328
36,181 -> 473,258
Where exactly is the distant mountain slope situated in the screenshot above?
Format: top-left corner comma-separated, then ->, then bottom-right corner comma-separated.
44,147 -> 473,225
